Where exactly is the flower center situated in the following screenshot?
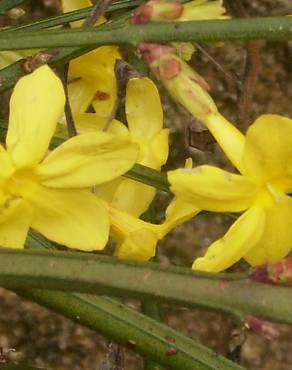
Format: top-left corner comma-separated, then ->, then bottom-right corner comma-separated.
3,167 -> 39,199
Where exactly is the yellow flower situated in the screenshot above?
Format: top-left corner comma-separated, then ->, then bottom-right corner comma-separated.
60,0 -> 120,127
168,114 -> 292,272
0,65 -> 138,250
79,77 -> 169,217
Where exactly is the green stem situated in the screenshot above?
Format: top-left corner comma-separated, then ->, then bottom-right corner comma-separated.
14,290 -> 242,370
0,17 -> 291,51
0,248 -> 291,325
142,301 -> 165,370
3,0 -> 142,32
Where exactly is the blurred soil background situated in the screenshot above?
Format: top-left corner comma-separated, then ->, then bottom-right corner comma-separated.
1,0 -> 292,369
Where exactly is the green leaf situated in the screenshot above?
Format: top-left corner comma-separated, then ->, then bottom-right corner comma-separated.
0,248 -> 292,325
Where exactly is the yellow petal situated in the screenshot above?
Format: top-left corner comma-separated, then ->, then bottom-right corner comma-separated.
181,0 -> 228,21
193,206 -> 265,272
75,114 -> 129,137
243,115 -> 292,184
62,0 -> 91,13
0,198 -> 32,248
115,228 -> 158,261
149,128 -> 169,168
37,132 -> 139,188
108,178 -> 156,217
168,165 -> 256,212
68,79 -> 96,116
204,113 -> 245,173
62,0 -> 92,27
7,65 -> 65,168
0,145 -> 14,185
126,77 -> 163,139
69,46 -> 120,82
137,129 -> 169,169
29,186 -> 109,250
91,80 -> 117,120
245,193 -> 292,265
159,196 -> 200,236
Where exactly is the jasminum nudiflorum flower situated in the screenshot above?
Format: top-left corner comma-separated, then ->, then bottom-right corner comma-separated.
65,74 -> 169,217
140,40 -> 292,272
168,113 -> 292,272
0,65 -> 138,250
60,0 -> 120,128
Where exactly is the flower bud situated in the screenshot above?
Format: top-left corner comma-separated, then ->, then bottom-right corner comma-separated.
130,0 -> 228,24
130,0 -> 183,24
139,43 -> 217,120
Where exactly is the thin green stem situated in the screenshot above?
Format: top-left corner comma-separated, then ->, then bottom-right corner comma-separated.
14,290 -> 242,370
0,248 -> 291,325
3,0 -> 142,32
0,17 -> 291,51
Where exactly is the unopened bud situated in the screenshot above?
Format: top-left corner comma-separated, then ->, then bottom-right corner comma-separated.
7,7 -> 25,20
130,0 -> 183,24
131,0 -> 228,24
139,43 -> 217,120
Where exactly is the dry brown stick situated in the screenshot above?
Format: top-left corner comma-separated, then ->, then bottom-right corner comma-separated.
224,0 -> 262,128
102,59 -> 140,131
83,0 -> 113,28
57,62 -> 78,137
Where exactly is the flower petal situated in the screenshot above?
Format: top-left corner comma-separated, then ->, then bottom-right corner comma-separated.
96,178 -> 156,217
37,132 -> 139,188
126,77 -> 163,139
68,79 -> 96,116
149,128 -> 169,167
245,194 -> 292,265
243,115 -> 292,184
0,145 -> 14,185
7,65 -> 65,168
69,46 -> 120,83
204,113 -> 245,173
0,198 -> 32,248
62,0 -> 92,27
115,228 -> 158,261
29,186 -> 109,250
138,129 -> 169,169
75,114 -> 129,137
193,206 -> 265,272
168,165 -> 256,212
158,196 -> 200,237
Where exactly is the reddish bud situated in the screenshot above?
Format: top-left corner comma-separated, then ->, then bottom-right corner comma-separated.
130,0 -> 183,24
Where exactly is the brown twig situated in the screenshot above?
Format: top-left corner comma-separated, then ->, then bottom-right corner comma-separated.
224,0 -> 262,128
102,59 -> 140,131
99,341 -> 124,370
83,0 -> 113,28
194,43 -> 241,88
57,62 -> 78,137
